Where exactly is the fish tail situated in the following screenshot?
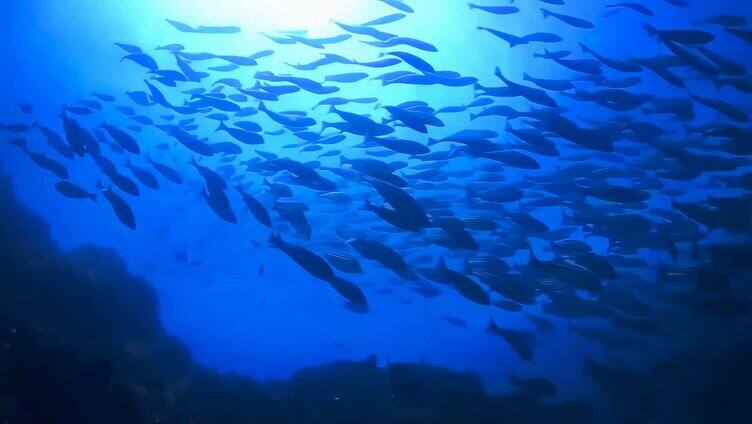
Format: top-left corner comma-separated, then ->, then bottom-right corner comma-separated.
656,263 -> 668,282
465,186 -> 475,199
485,317 -> 498,333
493,67 -> 507,83
526,241 -> 541,265
268,233 -> 282,247
642,22 -> 657,38
436,256 -> 447,271
468,3 -> 475,9
469,112 -> 477,121
9,138 -> 28,150
540,8 -> 550,18
522,72 -> 531,81
462,257 -> 471,274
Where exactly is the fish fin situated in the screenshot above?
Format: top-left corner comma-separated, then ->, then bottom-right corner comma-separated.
486,317 -> 498,333
493,67 -> 508,84
526,240 -> 541,265
656,263 -> 668,282
642,22 -> 658,38
436,256 -> 448,271
8,138 -> 28,150
465,186 -> 475,200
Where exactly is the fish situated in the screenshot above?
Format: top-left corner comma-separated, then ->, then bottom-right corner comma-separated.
201,186 -> 237,224
61,112 -> 98,156
165,18 -> 240,34
54,181 -> 96,201
605,2 -> 654,16
124,159 -> 160,191
643,23 -> 715,45
324,252 -> 363,274
8,138 -> 69,179
528,245 -> 602,293
100,122 -> 140,154
235,186 -> 271,227
216,121 -> 265,144
97,183 -> 136,229
347,238 -> 414,278
378,0 -> 413,13
148,156 -> 183,185
269,234 -> 367,306
361,13 -> 406,26
433,257 -> 490,305
32,122 -> 75,159
324,72 -> 370,83
468,4 -> 518,15
487,319 -> 533,361
509,375 -> 558,397
362,37 -> 437,52
441,315 -> 468,328
541,9 -> 595,29
494,67 -> 558,108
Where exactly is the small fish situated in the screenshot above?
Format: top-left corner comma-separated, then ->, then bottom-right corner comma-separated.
487,319 -> 533,361
97,183 -> 136,229
55,181 -> 96,201
541,9 -> 595,29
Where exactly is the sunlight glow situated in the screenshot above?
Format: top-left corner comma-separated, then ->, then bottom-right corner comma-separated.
251,0 -> 371,30
172,0 -> 375,33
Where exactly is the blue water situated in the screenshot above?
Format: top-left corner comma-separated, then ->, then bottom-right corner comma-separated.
2,0 -> 752,413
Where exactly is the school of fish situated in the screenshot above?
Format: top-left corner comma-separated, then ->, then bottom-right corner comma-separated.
3,0 -> 752,391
